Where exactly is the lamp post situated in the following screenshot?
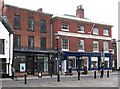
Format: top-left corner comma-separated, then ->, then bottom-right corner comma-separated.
54,32 -> 60,82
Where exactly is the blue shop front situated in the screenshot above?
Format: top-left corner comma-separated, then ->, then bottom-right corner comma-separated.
58,51 -> 111,74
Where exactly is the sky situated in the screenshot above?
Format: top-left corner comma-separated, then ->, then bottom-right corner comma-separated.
4,0 -> 120,40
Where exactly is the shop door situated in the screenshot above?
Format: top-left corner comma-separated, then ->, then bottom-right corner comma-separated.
27,56 -> 34,75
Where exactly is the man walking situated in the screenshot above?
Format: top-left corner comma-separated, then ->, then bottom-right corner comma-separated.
100,63 -> 104,78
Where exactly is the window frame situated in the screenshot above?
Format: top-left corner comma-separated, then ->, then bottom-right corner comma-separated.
93,28 -> 99,35
41,37 -> 46,50
61,23 -> 69,31
78,39 -> 84,51
28,36 -> 34,50
14,15 -> 21,29
28,18 -> 34,31
93,40 -> 99,52
78,25 -> 84,33
103,41 -> 109,52
61,37 -> 69,51
0,39 -> 5,54
103,29 -> 109,36
14,34 -> 21,49
40,20 -> 46,33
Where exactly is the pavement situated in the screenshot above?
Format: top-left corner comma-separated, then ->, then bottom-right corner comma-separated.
0,71 -> 119,88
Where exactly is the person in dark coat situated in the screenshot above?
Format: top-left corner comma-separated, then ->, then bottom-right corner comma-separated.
68,66 -> 72,76
99,63 -> 104,78
82,65 -> 88,75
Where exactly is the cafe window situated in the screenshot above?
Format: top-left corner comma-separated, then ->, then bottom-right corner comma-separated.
68,56 -> 76,69
91,57 -> 98,69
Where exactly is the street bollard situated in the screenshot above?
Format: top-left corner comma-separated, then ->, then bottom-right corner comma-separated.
107,71 -> 109,78
78,71 -> 80,80
24,74 -> 27,84
94,71 -> 96,79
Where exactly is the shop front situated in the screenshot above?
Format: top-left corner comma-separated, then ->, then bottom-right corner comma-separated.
13,51 -> 51,76
59,52 -> 111,74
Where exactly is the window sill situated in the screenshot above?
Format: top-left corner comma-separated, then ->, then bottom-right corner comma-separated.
93,51 -> 99,53
103,34 -> 109,36
61,49 -> 69,51
61,29 -> 69,31
27,29 -> 35,32
78,50 -> 85,52
78,31 -> 85,33
104,51 -> 109,53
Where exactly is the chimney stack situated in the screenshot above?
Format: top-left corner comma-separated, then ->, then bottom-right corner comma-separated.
37,8 -> 42,13
76,5 -> 84,18
0,0 -> 4,16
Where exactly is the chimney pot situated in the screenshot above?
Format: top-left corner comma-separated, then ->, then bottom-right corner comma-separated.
38,8 -> 42,13
76,5 -> 84,18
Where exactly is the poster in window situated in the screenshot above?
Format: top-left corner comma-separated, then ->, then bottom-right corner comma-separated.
20,63 -> 26,72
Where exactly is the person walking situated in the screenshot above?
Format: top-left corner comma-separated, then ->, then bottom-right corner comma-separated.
11,67 -> 17,80
99,63 -> 104,78
68,66 -> 72,76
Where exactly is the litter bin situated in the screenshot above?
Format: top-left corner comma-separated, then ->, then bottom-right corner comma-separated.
38,72 -> 42,78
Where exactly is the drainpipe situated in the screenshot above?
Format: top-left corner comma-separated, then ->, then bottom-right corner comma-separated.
50,19 -> 53,48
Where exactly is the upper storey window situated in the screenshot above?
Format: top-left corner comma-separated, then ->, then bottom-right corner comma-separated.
61,23 -> 69,31
14,15 -> 21,29
78,26 -> 84,33
103,29 -> 109,36
28,18 -> 34,31
93,28 -> 99,35
41,20 -> 46,33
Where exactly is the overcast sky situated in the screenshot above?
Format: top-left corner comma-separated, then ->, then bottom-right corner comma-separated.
4,0 -> 120,40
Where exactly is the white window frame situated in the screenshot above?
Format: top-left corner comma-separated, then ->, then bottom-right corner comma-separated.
78,39 -> 84,52
93,28 -> 99,35
61,38 -> 69,51
103,29 -> 109,36
78,25 -> 84,33
103,41 -> 109,52
93,41 -> 99,52
61,23 -> 69,31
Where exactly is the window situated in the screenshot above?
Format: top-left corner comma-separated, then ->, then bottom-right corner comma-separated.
41,37 -> 46,50
0,39 -> 4,54
14,35 -> 21,49
28,18 -> 34,31
104,57 -> 109,68
14,15 -> 21,29
78,39 -> 84,51
93,28 -> 99,34
28,36 -> 34,49
62,38 -> 69,50
103,41 -> 109,51
103,29 -> 109,35
41,20 -> 46,33
61,23 -> 69,31
14,55 -> 26,72
91,57 -> 98,69
78,26 -> 84,32
68,56 -> 76,69
37,57 -> 48,72
93,41 -> 99,52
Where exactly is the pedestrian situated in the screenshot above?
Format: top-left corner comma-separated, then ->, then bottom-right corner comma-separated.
99,63 -> 104,78
82,65 -> 88,75
11,67 -> 17,80
68,66 -> 72,76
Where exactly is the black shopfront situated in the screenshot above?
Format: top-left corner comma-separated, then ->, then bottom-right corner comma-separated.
13,50 -> 53,76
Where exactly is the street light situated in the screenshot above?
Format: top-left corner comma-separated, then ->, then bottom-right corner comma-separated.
54,32 -> 60,82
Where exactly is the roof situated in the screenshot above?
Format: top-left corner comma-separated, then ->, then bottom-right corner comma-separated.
0,16 -> 13,34
53,14 -> 113,27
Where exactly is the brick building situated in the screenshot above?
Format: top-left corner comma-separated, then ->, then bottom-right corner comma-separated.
52,5 -> 113,74
111,39 -> 117,71
0,0 -> 56,76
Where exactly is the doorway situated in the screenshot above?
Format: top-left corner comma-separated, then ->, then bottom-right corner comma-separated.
27,56 -> 34,75
61,60 -> 66,75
